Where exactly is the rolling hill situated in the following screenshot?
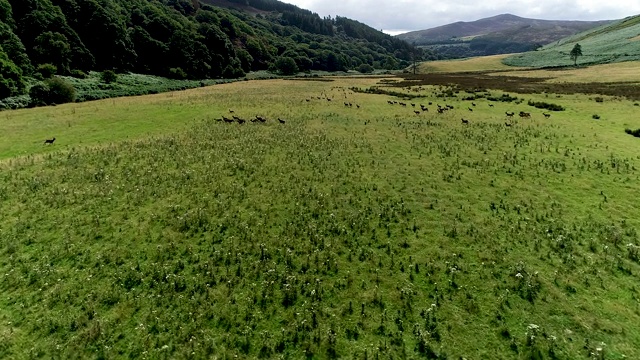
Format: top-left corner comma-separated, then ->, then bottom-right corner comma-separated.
397,14 -> 612,59
503,14 -> 640,67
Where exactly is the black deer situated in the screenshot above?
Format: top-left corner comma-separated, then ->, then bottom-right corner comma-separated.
44,137 -> 56,144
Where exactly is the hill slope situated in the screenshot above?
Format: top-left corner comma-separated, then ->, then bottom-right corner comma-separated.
397,14 -> 611,59
504,15 -> 640,67
0,0 -> 422,99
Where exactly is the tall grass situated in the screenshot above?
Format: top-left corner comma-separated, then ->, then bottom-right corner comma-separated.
1,78 -> 640,358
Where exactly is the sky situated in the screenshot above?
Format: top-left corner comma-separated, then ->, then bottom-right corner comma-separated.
281,0 -> 640,35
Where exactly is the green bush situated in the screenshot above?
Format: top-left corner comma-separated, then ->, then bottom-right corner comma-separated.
527,100 -> 565,111
168,67 -> 187,80
222,65 -> 245,79
625,128 -> 640,137
29,77 -> 76,106
273,56 -> 299,75
101,70 -> 118,84
357,63 -> 374,73
488,94 -> 519,102
28,82 -> 50,106
70,69 -> 87,79
37,63 -> 57,78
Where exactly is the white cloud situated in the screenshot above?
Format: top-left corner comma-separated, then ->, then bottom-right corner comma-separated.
280,0 -> 640,32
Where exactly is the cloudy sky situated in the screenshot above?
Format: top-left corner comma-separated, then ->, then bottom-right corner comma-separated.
281,0 -> 640,35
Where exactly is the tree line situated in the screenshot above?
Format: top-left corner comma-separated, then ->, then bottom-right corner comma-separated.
0,0 -> 434,99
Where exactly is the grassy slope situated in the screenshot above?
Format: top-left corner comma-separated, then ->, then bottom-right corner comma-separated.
417,54 -> 519,73
1,77 -> 640,358
487,61 -> 640,83
503,15 -> 640,67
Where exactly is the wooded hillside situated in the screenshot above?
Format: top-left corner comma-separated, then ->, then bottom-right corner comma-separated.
0,0 -> 431,99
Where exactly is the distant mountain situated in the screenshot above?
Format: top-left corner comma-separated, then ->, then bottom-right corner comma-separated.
397,14 -> 612,59
504,14 -> 640,67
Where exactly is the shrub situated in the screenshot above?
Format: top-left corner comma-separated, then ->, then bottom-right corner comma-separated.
70,69 -> 87,79
0,94 -> 29,110
168,67 -> 187,80
357,63 -> 374,74
28,82 -> 50,106
37,63 -> 57,79
29,77 -> 76,106
594,96 -> 604,103
274,56 -> 299,76
488,94 -> 519,102
100,70 -> 118,84
527,100 -> 565,111
222,65 -> 245,79
625,128 -> 640,138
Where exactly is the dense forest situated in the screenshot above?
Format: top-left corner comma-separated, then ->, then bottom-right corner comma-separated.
419,38 -> 539,60
0,0 -> 437,100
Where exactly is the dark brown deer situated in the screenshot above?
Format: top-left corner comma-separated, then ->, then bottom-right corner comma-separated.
461,118 -> 469,124
543,113 -> 551,118
44,137 -> 56,144
278,118 -> 286,124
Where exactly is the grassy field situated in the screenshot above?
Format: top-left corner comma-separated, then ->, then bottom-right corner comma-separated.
1,74 -> 640,359
485,61 -> 640,83
416,54 -> 518,73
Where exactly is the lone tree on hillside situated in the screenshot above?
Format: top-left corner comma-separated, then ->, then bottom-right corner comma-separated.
570,43 -> 582,66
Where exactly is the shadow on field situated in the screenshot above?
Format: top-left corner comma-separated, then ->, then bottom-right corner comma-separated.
394,72 -> 640,100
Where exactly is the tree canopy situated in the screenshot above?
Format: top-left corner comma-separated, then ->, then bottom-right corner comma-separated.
0,0 -> 431,99
570,43 -> 582,66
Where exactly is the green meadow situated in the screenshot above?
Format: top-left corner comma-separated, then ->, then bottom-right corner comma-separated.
1,72 -> 640,358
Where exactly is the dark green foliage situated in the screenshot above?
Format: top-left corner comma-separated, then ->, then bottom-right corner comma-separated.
69,69 -> 87,78
488,94 -> 520,102
36,63 -> 57,78
625,128 -> 640,137
358,63 -> 374,73
45,76 -> 76,104
527,100 -> 565,111
273,56 -> 298,75
168,67 -> 187,79
0,0 -> 419,97
100,70 -> 117,84
570,43 -> 582,66
29,76 -> 75,106
0,21 -> 31,73
0,0 -> 15,28
32,31 -> 72,74
0,46 -> 24,97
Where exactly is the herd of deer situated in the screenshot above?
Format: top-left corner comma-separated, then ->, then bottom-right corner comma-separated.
387,98 -> 552,126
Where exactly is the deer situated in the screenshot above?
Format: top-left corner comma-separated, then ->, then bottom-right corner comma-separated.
543,113 -> 551,118
278,118 -> 286,124
44,137 -> 56,144
461,118 -> 469,124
